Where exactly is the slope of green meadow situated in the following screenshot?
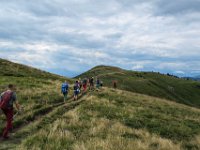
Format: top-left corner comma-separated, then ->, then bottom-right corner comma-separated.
0,59 -> 200,150
0,58 -> 74,147
77,65 -> 200,108
16,88 -> 200,150
0,58 -> 67,80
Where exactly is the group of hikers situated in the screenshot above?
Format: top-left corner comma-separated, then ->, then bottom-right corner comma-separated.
61,77 -> 103,101
0,77 -> 118,140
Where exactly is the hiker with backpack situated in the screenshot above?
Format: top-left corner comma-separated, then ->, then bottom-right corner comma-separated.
82,78 -> 88,93
89,77 -> 94,91
0,84 -> 20,139
113,80 -> 117,89
61,81 -> 69,102
78,78 -> 82,93
96,77 -> 100,90
87,78 -> 90,87
100,81 -> 103,88
73,81 -> 80,101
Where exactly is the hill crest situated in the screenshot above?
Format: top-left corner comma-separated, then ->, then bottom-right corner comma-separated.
77,65 -> 200,108
0,58 -> 68,81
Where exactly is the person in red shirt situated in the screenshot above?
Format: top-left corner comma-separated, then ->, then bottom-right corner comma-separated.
0,84 -> 20,139
82,78 -> 88,93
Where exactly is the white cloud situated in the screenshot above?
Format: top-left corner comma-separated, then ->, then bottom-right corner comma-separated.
132,64 -> 144,70
0,0 -> 200,77
175,71 -> 185,74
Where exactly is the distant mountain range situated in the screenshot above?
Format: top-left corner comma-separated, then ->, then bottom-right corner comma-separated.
194,75 -> 200,80
182,75 -> 200,81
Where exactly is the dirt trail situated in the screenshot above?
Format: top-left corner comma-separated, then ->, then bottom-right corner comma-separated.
0,93 -> 88,150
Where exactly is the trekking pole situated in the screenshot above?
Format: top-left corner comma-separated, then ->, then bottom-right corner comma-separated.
13,111 -> 19,120
13,106 -> 24,120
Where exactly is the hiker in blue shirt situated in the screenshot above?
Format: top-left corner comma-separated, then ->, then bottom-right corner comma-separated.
61,81 -> 69,102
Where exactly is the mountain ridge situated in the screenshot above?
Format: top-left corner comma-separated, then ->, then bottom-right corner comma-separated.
77,65 -> 200,108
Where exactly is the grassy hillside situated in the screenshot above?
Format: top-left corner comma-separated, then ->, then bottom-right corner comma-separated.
13,88 -> 200,150
0,58 -> 66,80
1,59 -> 200,150
77,65 -> 200,108
0,59 -> 74,146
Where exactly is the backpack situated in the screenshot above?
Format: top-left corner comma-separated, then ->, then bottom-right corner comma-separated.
97,79 -> 100,84
83,79 -> 87,85
61,83 -> 69,93
74,84 -> 79,91
79,81 -> 82,86
0,91 -> 13,109
90,78 -> 93,83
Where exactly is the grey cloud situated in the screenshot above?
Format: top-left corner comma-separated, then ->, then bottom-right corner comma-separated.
104,33 -> 123,40
53,32 -> 106,49
154,0 -> 200,15
0,0 -> 68,17
1,0 -> 120,18
0,49 -> 26,53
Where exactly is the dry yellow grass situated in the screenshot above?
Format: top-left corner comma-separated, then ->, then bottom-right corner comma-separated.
14,88 -> 200,150
73,118 -> 181,150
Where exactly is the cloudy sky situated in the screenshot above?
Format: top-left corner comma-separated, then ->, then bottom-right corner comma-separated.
0,0 -> 200,77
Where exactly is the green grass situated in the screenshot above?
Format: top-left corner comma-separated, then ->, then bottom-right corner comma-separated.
0,76 -> 75,134
17,89 -> 200,150
94,90 -> 200,141
0,58 -> 68,80
1,59 -> 200,150
77,65 -> 200,108
0,59 -> 74,140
